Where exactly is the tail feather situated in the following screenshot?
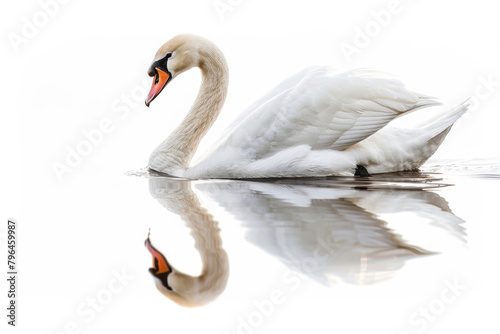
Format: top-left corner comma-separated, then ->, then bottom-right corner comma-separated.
395,93 -> 443,119
349,98 -> 469,173
417,98 -> 470,140
414,93 -> 443,110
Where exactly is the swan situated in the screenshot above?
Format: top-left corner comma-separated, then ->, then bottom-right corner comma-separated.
146,179 -> 228,307
143,175 -> 464,305
145,34 -> 469,178
196,178 -> 465,286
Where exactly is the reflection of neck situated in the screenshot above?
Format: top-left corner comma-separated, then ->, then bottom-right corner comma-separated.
150,179 -> 228,296
149,46 -> 229,175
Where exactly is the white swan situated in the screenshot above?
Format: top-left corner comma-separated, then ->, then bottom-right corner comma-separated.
143,175 -> 464,303
196,178 -> 465,286
145,34 -> 468,178
146,179 -> 228,307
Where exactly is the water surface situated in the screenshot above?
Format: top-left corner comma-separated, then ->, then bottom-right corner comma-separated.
30,160 -> 500,334
119,159 -> 500,333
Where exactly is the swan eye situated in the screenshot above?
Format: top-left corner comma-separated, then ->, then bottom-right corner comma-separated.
163,53 -> 172,68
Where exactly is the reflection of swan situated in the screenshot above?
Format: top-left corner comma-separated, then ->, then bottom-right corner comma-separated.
146,179 -> 228,307
144,34 -> 468,178
144,175 -> 464,306
195,179 -> 465,285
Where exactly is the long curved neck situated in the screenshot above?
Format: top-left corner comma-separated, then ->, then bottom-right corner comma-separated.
149,179 -> 229,304
181,196 -> 228,290
150,48 -> 229,176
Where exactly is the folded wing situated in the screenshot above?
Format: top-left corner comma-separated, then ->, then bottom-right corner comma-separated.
216,67 -> 440,160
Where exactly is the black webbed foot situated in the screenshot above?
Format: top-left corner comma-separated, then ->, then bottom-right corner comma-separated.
354,165 -> 371,177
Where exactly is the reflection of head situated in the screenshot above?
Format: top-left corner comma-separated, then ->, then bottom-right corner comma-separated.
146,178 -> 229,307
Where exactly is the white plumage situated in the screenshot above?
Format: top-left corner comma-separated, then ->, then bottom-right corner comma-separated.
145,176 -> 464,295
146,35 -> 468,178
194,179 -> 465,285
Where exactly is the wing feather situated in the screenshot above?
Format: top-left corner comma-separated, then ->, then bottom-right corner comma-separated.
209,67 -> 440,160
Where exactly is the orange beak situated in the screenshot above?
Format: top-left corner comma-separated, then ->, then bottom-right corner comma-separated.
145,68 -> 170,107
145,236 -> 171,274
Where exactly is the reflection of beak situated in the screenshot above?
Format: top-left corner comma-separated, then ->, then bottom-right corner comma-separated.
145,68 -> 170,107
145,236 -> 171,274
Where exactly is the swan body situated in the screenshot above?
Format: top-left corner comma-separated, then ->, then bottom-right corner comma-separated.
145,176 -> 464,297
196,179 -> 465,285
145,34 -> 468,178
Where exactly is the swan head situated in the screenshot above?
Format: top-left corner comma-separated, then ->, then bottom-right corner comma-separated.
145,235 -> 227,307
145,34 -> 217,107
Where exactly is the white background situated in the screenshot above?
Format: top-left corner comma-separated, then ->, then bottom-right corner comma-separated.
1,0 -> 500,333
